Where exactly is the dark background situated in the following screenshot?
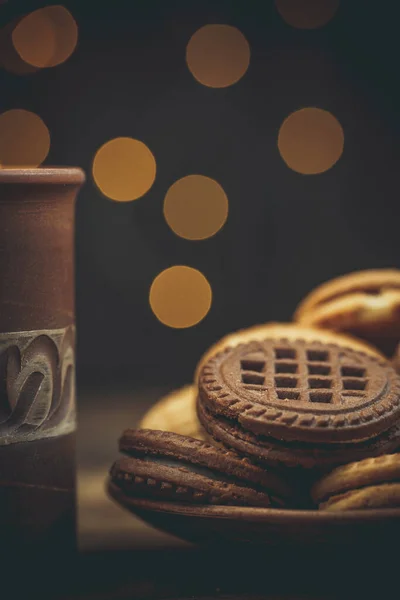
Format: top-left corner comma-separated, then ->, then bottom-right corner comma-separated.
1,0 -> 400,388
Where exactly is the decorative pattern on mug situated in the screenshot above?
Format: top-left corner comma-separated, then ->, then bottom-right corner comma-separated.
0,326 -> 76,445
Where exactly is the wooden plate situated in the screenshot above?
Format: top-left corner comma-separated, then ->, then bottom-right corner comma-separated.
108,482 -> 400,547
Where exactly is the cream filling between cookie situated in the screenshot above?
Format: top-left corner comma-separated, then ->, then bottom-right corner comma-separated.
141,455 -> 250,486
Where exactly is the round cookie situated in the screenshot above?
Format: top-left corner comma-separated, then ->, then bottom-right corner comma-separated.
120,428 -> 291,498
392,342 -> 400,375
320,483 -> 400,511
197,397 -> 400,471
195,322 -> 383,381
294,269 -> 400,356
139,385 -> 205,440
312,453 -> 400,504
199,338 -> 400,444
109,429 -> 292,508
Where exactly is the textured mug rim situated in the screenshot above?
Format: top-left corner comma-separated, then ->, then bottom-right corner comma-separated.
0,167 -> 85,185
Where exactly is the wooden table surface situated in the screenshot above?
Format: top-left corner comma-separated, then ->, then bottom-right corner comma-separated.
62,384 -> 397,599
77,384 -> 186,553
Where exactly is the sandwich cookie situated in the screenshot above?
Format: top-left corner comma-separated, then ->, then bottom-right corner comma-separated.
109,429 -> 293,508
312,454 -> 400,511
195,322 -> 383,382
294,269 -> 400,356
197,397 -> 400,471
197,338 -> 400,472
199,338 -> 400,444
140,385 -> 205,440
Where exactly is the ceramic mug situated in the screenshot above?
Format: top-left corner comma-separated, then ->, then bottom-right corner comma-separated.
0,168 -> 85,559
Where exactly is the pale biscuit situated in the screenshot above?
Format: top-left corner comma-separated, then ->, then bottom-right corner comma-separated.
312,454 -> 400,504
294,269 -> 400,355
392,342 -> 400,374
140,385 -> 205,440
320,483 -> 400,511
295,269 -> 400,320
297,291 -> 400,332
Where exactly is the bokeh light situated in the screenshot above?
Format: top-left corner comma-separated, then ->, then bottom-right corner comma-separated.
164,175 -> 228,240
12,5 -> 78,68
149,266 -> 212,328
275,0 -> 340,29
186,24 -> 250,88
278,108 -> 344,175
92,138 -> 156,202
0,109 -> 50,167
0,21 -> 38,75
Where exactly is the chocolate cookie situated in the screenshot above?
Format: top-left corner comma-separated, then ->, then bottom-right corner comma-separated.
197,397 -> 400,471
312,454 -> 400,505
109,429 -> 292,508
294,269 -> 400,356
195,322 -> 383,382
139,385 -> 205,440
199,339 -> 400,443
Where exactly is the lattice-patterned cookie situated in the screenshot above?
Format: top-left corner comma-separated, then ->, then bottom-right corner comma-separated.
197,396 -> 400,471
195,322 -> 383,382
199,339 -> 400,443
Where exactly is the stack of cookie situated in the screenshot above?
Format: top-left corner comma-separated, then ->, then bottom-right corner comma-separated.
109,269 -> 400,512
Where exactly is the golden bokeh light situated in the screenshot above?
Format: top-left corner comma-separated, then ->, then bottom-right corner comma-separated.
0,21 -> 38,75
149,266 -> 212,329
275,0 -> 340,29
92,137 -> 156,202
0,109 -> 50,167
164,175 -> 228,240
12,5 -> 78,68
278,108 -> 344,175
186,24 -> 250,88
